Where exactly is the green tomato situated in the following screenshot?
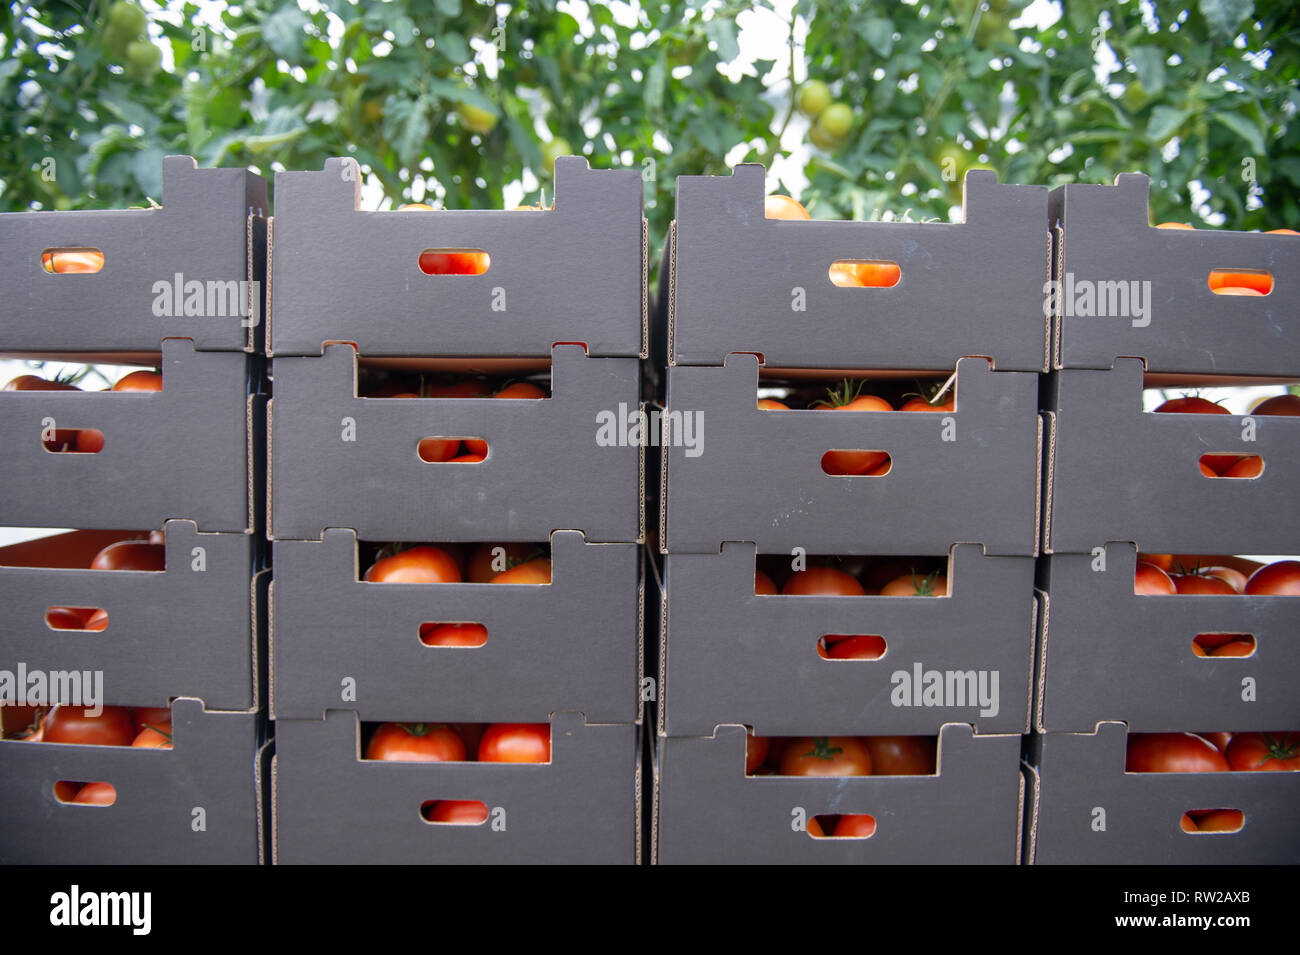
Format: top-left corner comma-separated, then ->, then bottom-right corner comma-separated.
933,141 -> 968,184
818,102 -> 853,139
125,39 -> 162,79
103,22 -> 134,58
797,81 -> 831,119
107,1 -> 147,36
542,138 -> 571,174
809,120 -> 842,151
457,103 -> 498,135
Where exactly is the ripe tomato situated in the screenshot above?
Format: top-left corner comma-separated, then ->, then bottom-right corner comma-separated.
880,572 -> 947,597
84,609 -> 109,631
112,370 -> 162,392
1208,271 -> 1273,295
1183,809 -> 1243,832
806,816 -> 826,837
829,263 -> 863,287
419,622 -> 488,647
1134,561 -> 1177,595
365,723 -> 466,762
461,438 -> 488,458
450,451 -> 485,463
1201,566 -> 1249,593
73,429 -> 105,453
132,706 -> 172,733
1,704 -> 45,738
757,398 -> 789,411
42,705 -> 136,747
834,814 -> 877,838
364,546 -> 461,584
1125,733 -> 1229,773
90,540 -> 165,572
820,394 -> 893,475
854,262 -> 901,288
1213,287 -> 1264,296
4,374 -> 80,391
863,736 -> 936,775
1199,453 -> 1242,476
899,395 -> 954,412
71,782 -> 118,805
467,542 -> 538,583
46,607 -> 93,630
132,722 -> 172,748
746,734 -> 770,774
418,251 -> 489,275
1245,561 -> 1300,596
781,567 -> 864,597
424,800 -> 489,824
1252,394 -> 1300,416
490,558 -> 551,584
764,195 -> 811,220
1225,732 -> 1300,771
1154,396 -> 1228,414
1220,456 -> 1263,478
1196,732 -> 1232,753
494,382 -> 546,399
1139,553 -> 1175,572
754,570 -> 778,595
819,634 -> 887,660
43,250 -> 105,273
477,723 -> 551,763
1172,573 -> 1237,596
1209,639 -> 1256,657
778,736 -> 872,776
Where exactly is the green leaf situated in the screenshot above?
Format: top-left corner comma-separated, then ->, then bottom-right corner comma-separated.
1213,111 -> 1266,156
434,0 -> 462,14
1147,106 -> 1189,141
132,147 -> 166,197
438,32 -> 470,64
1129,46 -> 1166,94
704,18 -> 739,62
395,97 -> 430,166
391,16 -> 416,47
264,6 -> 310,61
857,17 -> 894,58
1198,0 -> 1254,40
645,50 -> 666,117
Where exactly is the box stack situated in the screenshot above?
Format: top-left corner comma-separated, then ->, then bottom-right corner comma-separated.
0,156 -> 269,863
1029,173 -> 1300,863
267,157 -> 646,863
650,165 -> 1048,862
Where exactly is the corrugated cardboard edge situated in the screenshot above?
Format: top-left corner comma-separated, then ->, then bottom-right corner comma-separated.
245,392 -> 259,535
245,214 -> 257,353
269,750 -> 278,865
1040,410 -> 1056,555
264,397 -> 274,542
641,217 -> 650,360
264,217 -> 274,355
1033,588 -> 1050,734
666,220 -> 677,368
1015,764 -> 1026,865
256,738 -> 274,865
637,547 -> 646,715
1051,222 -> 1065,370
1022,591 -> 1039,735
649,728 -> 660,866
1033,412 -> 1043,558
656,402 -> 669,554
656,561 -> 668,739
266,576 -> 277,720
638,403 -> 647,545
1041,226 -> 1053,373
1020,760 -> 1040,865
251,567 -> 270,714
634,715 -> 643,866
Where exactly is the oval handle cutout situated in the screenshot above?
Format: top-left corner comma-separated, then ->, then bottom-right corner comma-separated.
418,250 -> 490,275
419,622 -> 488,647
828,260 -> 900,288
809,813 -> 877,838
1193,634 -> 1256,657
818,635 -> 887,660
1199,453 -> 1263,478
43,428 -> 104,454
42,249 -> 104,274
418,437 -> 487,463
1208,270 -> 1272,295
1181,809 -> 1244,833
821,450 -> 891,475
421,799 -> 489,824
56,781 -> 117,806
45,606 -> 108,631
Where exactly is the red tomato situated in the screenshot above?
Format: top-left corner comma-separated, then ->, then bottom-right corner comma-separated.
418,251 -> 489,275
1200,453 -> 1242,476
863,736 -> 936,775
477,723 -> 551,763
1,705 -> 45,738
43,250 -> 104,273
419,622 -> 488,647
73,429 -> 105,453
112,370 -> 162,392
467,542 -> 538,583
1134,562 -> 1177,595
899,395 -> 954,412
450,451 -> 485,463
746,735 -> 770,774
71,782 -> 118,806
1173,574 -> 1237,596
1154,396 -> 1229,414
819,634 -> 887,660
3,375 -> 80,391
1184,809 -> 1243,832
424,800 -> 489,824
46,607 -> 93,630
494,382 -> 546,399
806,816 -> 826,837
757,398 -> 789,411
1252,394 -> 1300,416
41,705 -> 136,747
84,609 -> 109,631
854,262 -> 901,288
820,395 -> 893,475
1245,561 -> 1300,596
1200,566 -> 1249,593
1220,456 -> 1263,478
764,195 -> 811,220
364,546 -> 461,584
490,558 -> 551,584
132,707 -> 172,733
132,722 -> 172,748
461,438 -> 488,458
829,263 -> 863,287
1125,733 -> 1229,773
1138,553 -> 1175,572
779,737 -> 872,776
1208,270 -> 1273,294
1209,639 -> 1256,657
1225,732 -> 1300,771
781,567 -> 865,597
834,814 -> 877,837
90,540 -> 165,572
365,723 -> 466,762
754,570 -> 778,595
880,572 -> 948,597
1196,732 -> 1232,753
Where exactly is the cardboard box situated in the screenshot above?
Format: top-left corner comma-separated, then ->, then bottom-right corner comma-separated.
1043,361 -> 1299,554
661,355 -> 1041,555
652,723 -> 1023,864
268,156 -> 646,358
1036,548 -> 1300,734
0,700 -> 263,864
0,524 -> 263,713
1026,723 -> 1300,864
269,344 -> 642,543
272,711 -> 640,864
0,339 -> 263,533
271,529 -> 640,724
0,156 -> 266,354
1050,174 -> 1300,376
659,543 -> 1036,737
667,165 -> 1050,371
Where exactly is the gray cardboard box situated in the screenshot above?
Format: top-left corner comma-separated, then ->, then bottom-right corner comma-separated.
269,344 -> 642,543
271,529 -> 640,723
0,156 -> 266,354
268,156 -> 646,358
659,543 -> 1036,737
667,165 -> 1050,371
0,524 -> 262,712
661,355 -> 1041,555
1050,174 -> 1300,376
272,711 -> 640,864
0,700 -> 263,864
1026,723 -> 1300,864
652,723 -> 1023,864
1043,360 -> 1300,554
1036,548 -> 1300,734
0,339 -> 262,533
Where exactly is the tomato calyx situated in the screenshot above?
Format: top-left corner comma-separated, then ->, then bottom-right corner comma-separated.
901,570 -> 944,596
813,378 -> 869,410
373,541 -> 413,561
802,736 -> 844,762
1249,733 -> 1300,768
138,721 -> 172,743
398,722 -> 451,738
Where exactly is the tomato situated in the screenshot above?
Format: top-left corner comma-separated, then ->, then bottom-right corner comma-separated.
132,721 -> 172,748
1199,452 -> 1242,476
829,263 -> 862,287
1172,574 -> 1237,596
754,570 -> 778,595
1155,222 -> 1194,230
1134,561 -> 1177,595
74,429 -> 105,454
450,451 -> 485,463
424,800 -> 489,824
1208,271 -> 1273,295
461,439 -> 488,458
4,374 -> 80,391
899,395 -> 954,412
365,723 -> 466,762
1200,566 -> 1248,593
1125,733 -> 1229,773
764,195 -> 811,220
1252,394 -> 1300,416
746,734 -> 770,774
477,723 -> 551,763
364,545 -> 461,584
863,736 -> 936,775
1196,732 -> 1232,753
419,251 -> 489,275
132,706 -> 171,732
112,370 -> 162,392
778,737 -> 872,776
806,816 -> 826,837
494,382 -> 546,399
820,394 -> 892,475
819,634 -> 887,660
1245,560 -> 1300,596
781,567 -> 864,597
71,782 -> 118,806
818,103 -> 853,139
90,540 -> 164,572
757,398 -> 789,411
46,606 -> 93,630
796,80 -> 831,119
42,705 -> 136,747
1154,396 -> 1228,414
84,609 -> 109,631
42,250 -> 104,274
854,262 -> 901,288
490,558 -> 551,584
1139,553 -> 1175,572
1220,456 -> 1263,478
1209,639 -> 1256,657
1214,287 -> 1264,296
1225,732 -> 1300,771
1,705 -> 45,738
834,814 -> 877,838
419,622 -> 488,647
451,723 -> 484,756
880,572 -> 948,597
467,542 -> 538,583
1184,809 -> 1243,832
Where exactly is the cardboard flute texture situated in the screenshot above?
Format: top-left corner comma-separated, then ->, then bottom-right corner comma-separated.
270,530 -> 640,723
1028,723 -> 1300,864
1050,174 -> 1300,376
269,344 -> 642,543
668,165 -> 1050,371
272,711 -> 639,864
0,156 -> 266,354
0,340 -> 262,533
268,156 -> 646,358
1035,548 -> 1299,734
1043,361 -> 1299,554
0,700 -> 262,864
653,723 -> 1023,864
661,355 -> 1041,555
